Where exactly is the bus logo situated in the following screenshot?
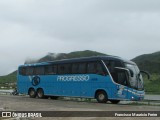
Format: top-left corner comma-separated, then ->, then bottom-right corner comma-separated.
57,75 -> 89,82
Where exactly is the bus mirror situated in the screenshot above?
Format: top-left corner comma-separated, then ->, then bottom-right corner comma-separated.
140,70 -> 150,79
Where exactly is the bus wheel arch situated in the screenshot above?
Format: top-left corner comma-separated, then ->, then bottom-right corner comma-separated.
37,88 -> 45,99
28,88 -> 37,98
95,89 -> 108,103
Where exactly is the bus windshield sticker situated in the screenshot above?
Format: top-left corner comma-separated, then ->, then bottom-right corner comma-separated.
117,86 -> 126,98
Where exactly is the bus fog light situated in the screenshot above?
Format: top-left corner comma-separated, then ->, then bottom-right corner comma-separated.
131,96 -> 134,100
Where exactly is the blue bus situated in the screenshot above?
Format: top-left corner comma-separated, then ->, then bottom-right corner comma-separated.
17,56 -> 149,104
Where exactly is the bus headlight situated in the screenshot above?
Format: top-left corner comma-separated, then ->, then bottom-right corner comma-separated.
131,96 -> 135,100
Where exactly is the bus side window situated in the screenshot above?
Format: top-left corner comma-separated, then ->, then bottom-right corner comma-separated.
108,61 -> 115,72
63,64 -> 72,74
53,65 -> 57,74
77,62 -> 87,74
96,62 -> 107,75
34,66 -> 45,75
87,62 -> 97,74
105,60 -> 127,85
87,62 -> 107,76
72,63 -> 79,74
19,67 -> 26,76
45,65 -> 57,75
58,64 -> 71,74
26,67 -> 34,75
117,71 -> 127,86
105,60 -> 122,72
105,60 -> 117,82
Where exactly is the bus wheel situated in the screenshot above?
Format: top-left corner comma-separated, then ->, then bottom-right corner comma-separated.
28,88 -> 36,98
96,91 -> 108,103
110,100 -> 120,104
37,89 -> 45,99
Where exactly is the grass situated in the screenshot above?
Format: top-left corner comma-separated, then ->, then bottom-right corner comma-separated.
128,101 -> 160,106
144,74 -> 160,94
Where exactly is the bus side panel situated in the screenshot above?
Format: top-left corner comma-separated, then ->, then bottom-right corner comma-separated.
17,75 -> 32,94
17,74 -> 116,99
46,75 -> 84,97
90,75 -> 113,99
39,75 -> 59,96
56,74 -> 113,98
41,74 -> 114,98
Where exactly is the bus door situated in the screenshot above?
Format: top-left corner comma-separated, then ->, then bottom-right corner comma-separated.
113,69 -> 129,99
105,60 -> 129,100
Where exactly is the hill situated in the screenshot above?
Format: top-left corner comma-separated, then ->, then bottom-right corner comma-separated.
132,51 -> 160,73
1,50 -> 160,94
0,71 -> 17,83
0,50 -> 106,83
0,71 -> 17,89
27,50 -> 107,63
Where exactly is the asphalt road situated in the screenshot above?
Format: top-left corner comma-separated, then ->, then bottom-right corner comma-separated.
0,95 -> 160,120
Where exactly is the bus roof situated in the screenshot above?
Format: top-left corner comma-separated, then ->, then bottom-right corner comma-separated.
21,55 -> 135,67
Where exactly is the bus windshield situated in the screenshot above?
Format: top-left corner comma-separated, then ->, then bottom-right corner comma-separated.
125,63 -> 144,90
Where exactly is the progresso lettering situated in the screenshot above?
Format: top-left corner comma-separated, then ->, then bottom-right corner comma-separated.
57,75 -> 89,82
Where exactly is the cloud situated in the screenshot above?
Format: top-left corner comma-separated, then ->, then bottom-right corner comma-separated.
0,0 -> 160,75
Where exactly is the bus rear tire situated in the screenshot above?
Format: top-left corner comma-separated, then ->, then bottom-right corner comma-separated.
28,88 -> 36,98
110,100 -> 120,104
37,88 -> 45,99
96,91 -> 108,103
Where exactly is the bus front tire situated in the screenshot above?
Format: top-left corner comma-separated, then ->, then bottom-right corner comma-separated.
28,88 -> 37,98
37,88 -> 45,99
96,91 -> 108,103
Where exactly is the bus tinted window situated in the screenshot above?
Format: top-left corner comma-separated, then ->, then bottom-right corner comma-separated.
87,62 -> 106,75
105,60 -> 127,85
58,64 -> 71,74
26,67 -> 34,75
78,63 -> 86,74
71,62 -> 87,74
34,66 -> 44,75
19,67 -> 26,75
45,65 -> 57,75
105,60 -> 122,72
97,62 -> 106,75
72,63 -> 79,74
87,62 -> 97,74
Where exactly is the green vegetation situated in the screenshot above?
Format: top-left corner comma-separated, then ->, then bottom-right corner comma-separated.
144,74 -> 160,94
132,52 -> 160,94
0,71 -> 17,83
0,71 -> 17,89
132,51 -> 160,73
128,101 -> 160,106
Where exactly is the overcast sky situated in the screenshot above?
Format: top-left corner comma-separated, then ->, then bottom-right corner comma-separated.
0,0 -> 160,75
